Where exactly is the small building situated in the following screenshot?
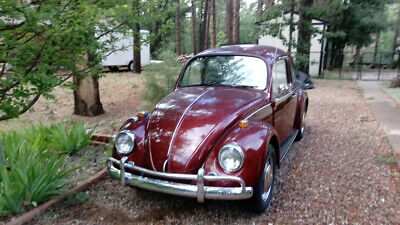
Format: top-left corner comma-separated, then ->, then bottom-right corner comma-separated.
257,12 -> 328,76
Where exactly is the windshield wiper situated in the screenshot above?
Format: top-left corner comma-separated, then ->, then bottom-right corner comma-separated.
231,84 -> 257,89
203,81 -> 224,86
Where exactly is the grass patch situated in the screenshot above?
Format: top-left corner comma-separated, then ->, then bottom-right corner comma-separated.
376,156 -> 397,165
381,82 -> 400,107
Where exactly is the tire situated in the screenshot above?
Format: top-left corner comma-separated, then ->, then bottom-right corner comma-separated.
128,61 -> 134,71
250,145 -> 276,213
295,110 -> 306,141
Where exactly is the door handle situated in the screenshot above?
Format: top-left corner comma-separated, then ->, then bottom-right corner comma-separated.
291,92 -> 297,98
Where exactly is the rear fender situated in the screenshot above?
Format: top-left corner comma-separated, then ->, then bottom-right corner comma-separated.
294,89 -> 308,130
203,120 -> 279,187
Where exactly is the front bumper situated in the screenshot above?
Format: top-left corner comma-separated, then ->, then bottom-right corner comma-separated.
107,157 -> 253,202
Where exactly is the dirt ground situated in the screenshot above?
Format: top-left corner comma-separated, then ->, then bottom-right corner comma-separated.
0,71 -> 145,133
27,79 -> 400,225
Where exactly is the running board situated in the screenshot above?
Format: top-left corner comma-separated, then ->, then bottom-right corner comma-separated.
280,129 -> 298,163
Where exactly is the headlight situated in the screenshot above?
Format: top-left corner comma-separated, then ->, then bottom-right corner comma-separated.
218,143 -> 244,172
115,130 -> 135,154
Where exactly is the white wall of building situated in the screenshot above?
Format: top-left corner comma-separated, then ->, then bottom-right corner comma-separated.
258,14 -> 326,76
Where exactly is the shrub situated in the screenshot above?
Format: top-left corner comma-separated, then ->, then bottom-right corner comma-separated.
0,134 -> 74,216
142,51 -> 182,108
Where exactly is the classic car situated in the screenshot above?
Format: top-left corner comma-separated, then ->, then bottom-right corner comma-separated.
107,44 -> 309,212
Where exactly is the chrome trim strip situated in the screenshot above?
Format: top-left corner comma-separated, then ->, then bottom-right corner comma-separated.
107,157 -> 252,201
245,104 -> 272,120
167,90 -> 210,156
274,92 -> 291,104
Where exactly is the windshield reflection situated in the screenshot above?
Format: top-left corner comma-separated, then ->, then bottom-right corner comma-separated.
180,56 -> 268,90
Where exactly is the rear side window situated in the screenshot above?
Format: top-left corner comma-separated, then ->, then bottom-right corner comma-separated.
272,60 -> 289,93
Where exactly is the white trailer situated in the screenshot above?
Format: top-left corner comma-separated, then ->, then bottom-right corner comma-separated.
101,30 -> 150,71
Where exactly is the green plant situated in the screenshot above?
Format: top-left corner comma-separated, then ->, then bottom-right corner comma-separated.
0,134 -> 75,215
142,55 -> 181,109
50,122 -> 96,155
377,156 -> 397,164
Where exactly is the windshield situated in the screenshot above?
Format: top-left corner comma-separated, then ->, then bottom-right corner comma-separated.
179,56 -> 268,90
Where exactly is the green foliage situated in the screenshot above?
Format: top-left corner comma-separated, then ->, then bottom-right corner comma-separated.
0,131 -> 75,215
49,122 -> 96,155
0,0 -> 148,121
142,52 -> 181,108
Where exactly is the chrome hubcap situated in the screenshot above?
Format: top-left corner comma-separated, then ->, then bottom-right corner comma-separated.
261,155 -> 274,201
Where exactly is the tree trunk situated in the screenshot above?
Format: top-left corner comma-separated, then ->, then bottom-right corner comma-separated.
253,0 -> 264,44
210,0 -> 216,47
297,0 -> 313,74
191,0 -> 198,54
353,46 -> 361,69
226,0 -> 233,44
175,0 -> 182,55
133,23 -> 141,73
392,8 -> 400,60
73,55 -> 104,116
287,0 -> 295,54
265,0 -> 274,9
232,0 -> 240,44
132,1 -> 141,73
199,0 -> 209,51
373,32 -> 380,65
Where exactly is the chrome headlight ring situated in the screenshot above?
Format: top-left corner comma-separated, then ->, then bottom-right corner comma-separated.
115,130 -> 136,155
218,143 -> 244,172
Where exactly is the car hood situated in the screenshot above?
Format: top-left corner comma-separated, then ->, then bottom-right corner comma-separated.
146,86 -> 264,174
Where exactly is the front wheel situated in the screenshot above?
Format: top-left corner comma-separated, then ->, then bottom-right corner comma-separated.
250,145 -> 276,213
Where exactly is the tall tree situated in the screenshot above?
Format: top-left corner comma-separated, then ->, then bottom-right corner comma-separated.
226,0 -> 234,44
297,0 -> 313,73
175,0 -> 182,55
392,7 -> 400,61
232,0 -> 240,43
287,0 -> 295,54
253,0 -> 265,44
199,0 -> 209,51
132,0 -> 141,73
210,0 -> 217,47
191,0 -> 198,54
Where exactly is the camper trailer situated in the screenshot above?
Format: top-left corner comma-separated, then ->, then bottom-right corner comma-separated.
101,30 -> 150,71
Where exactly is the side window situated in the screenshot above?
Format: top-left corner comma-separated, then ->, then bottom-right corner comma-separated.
272,60 -> 289,93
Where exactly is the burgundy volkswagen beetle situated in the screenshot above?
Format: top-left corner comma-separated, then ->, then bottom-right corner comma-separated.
107,44 -> 309,212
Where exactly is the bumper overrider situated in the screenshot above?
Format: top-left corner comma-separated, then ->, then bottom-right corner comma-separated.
107,157 -> 253,202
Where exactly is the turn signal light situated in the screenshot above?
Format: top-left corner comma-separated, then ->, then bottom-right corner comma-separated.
238,120 -> 248,128
137,111 -> 148,118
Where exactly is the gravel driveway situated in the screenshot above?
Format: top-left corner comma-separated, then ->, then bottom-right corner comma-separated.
31,79 -> 400,224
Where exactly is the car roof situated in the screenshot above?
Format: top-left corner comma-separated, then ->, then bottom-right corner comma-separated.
196,44 -> 288,64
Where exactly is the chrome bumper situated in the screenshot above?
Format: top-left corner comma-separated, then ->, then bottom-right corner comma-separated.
107,157 -> 253,202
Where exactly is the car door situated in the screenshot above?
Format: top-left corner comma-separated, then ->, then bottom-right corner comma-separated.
271,58 -> 297,144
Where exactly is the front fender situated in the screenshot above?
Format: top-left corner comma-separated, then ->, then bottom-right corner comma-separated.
113,115 -> 150,168
203,120 -> 279,187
